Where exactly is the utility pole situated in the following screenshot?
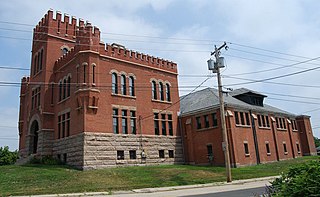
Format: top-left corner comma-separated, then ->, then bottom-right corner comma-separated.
208,42 -> 232,182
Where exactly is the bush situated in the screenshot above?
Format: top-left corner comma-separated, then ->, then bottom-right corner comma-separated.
0,146 -> 18,165
29,155 -> 62,165
270,160 -> 320,196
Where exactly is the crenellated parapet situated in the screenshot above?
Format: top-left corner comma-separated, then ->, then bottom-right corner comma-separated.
53,47 -> 78,72
99,43 -> 178,73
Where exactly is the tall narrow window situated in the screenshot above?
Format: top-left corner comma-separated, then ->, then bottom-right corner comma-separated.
266,116 -> 270,127
168,114 -> 173,136
244,143 -> 249,155
92,65 -> 96,84
59,81 -> 62,101
196,117 -> 202,129
283,143 -> 288,153
83,64 -> 86,83
129,76 -> 135,96
62,114 -> 65,138
67,76 -> 71,97
159,82 -> 164,101
245,113 -> 250,126
121,75 -> 126,95
161,114 -> 166,135
258,115 -> 262,127
166,83 -> 171,101
235,111 -> 240,125
154,113 -> 159,135
204,115 -> 209,128
212,113 -> 218,127
207,144 -> 213,158
296,143 -> 300,153
112,73 -> 118,94
33,55 -> 37,76
76,66 -> 79,84
37,54 -> 41,73
39,49 -> 43,71
58,115 -> 61,139
66,112 -> 70,137
240,112 -> 245,125
266,143 -> 271,154
113,109 -> 119,134
63,78 -> 67,99
122,110 -> 128,134
130,111 -> 136,134
152,81 -> 157,99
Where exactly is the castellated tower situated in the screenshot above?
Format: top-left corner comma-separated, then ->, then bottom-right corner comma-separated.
18,10 -> 182,169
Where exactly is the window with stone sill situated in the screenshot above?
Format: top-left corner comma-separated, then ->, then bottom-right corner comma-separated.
129,150 -> 136,159
235,111 -> 251,126
168,150 -> 174,158
117,150 -> 124,160
159,150 -> 165,158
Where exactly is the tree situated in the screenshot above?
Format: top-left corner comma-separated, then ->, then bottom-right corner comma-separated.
314,136 -> 320,148
269,160 -> 320,196
0,146 -> 18,165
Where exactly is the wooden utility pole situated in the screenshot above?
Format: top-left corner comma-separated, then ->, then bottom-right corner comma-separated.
210,42 -> 232,182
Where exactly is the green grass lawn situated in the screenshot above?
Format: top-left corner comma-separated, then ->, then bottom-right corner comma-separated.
0,156 -> 318,196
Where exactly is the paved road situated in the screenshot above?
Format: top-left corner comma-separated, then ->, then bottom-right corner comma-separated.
182,187 -> 267,197
109,179 -> 272,197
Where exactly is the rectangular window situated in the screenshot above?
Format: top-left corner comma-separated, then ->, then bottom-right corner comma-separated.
62,114 -> 65,138
296,143 -> 300,153
207,144 -> 213,158
262,115 -> 266,127
113,109 -> 119,134
235,111 -> 240,125
154,113 -> 159,135
277,117 -> 287,130
266,116 -> 270,127
235,111 -> 250,126
168,114 -> 173,136
244,143 -> 249,155
117,150 -> 124,160
292,120 -> 298,131
122,110 -> 128,134
283,143 -> 288,154
257,115 -> 262,127
66,112 -> 70,137
161,114 -> 166,135
130,111 -> 136,134
245,112 -> 250,126
266,143 -> 271,154
58,116 -> 61,139
204,115 -> 209,128
196,117 -> 202,129
129,150 -> 136,159
159,150 -> 165,158
212,113 -> 218,127
168,150 -> 174,158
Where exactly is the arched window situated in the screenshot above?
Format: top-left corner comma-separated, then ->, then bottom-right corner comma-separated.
112,73 -> 118,94
121,75 -> 126,95
83,64 -> 86,83
59,80 -> 62,101
152,81 -> 157,100
129,76 -> 134,96
159,82 -> 164,101
67,76 -> 71,97
63,78 -> 67,99
166,83 -> 171,102
37,53 -> 41,73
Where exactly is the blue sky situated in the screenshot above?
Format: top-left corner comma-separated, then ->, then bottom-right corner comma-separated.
1,0 -> 320,150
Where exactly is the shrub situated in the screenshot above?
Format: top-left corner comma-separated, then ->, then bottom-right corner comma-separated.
270,160 -> 320,196
29,155 -> 62,165
0,146 -> 18,165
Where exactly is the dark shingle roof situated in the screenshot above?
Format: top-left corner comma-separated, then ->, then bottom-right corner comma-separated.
229,88 -> 267,97
180,88 -> 295,117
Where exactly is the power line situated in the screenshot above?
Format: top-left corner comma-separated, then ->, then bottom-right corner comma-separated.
267,97 -> 320,105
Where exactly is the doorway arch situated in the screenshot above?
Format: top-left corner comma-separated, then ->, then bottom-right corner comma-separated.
29,120 -> 39,154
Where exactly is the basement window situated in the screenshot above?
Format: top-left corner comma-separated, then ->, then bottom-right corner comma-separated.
159,150 -> 165,158
168,150 -> 174,158
117,150 -> 124,160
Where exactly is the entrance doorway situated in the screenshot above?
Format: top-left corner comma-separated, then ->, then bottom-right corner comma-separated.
29,120 -> 39,154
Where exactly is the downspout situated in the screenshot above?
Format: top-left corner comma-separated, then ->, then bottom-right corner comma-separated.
271,118 -> 280,161
178,115 -> 186,164
249,110 -> 260,164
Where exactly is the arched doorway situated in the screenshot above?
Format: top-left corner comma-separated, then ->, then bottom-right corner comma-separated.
29,120 -> 39,154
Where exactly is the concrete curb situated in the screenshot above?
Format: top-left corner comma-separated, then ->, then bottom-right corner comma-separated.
15,176 -> 279,197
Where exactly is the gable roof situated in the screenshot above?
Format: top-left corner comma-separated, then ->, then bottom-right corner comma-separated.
180,88 -> 295,117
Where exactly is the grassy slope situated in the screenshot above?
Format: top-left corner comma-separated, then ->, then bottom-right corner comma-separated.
0,156 -> 318,196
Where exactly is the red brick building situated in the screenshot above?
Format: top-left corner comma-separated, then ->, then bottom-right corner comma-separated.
180,88 -> 317,167
18,10 -> 316,169
18,10 -> 183,169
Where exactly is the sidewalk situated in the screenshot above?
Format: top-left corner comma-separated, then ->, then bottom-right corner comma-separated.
17,176 -> 278,197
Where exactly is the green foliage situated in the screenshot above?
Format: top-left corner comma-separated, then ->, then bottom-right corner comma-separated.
29,155 -> 62,165
0,146 -> 18,165
314,136 -> 320,148
270,160 -> 320,197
